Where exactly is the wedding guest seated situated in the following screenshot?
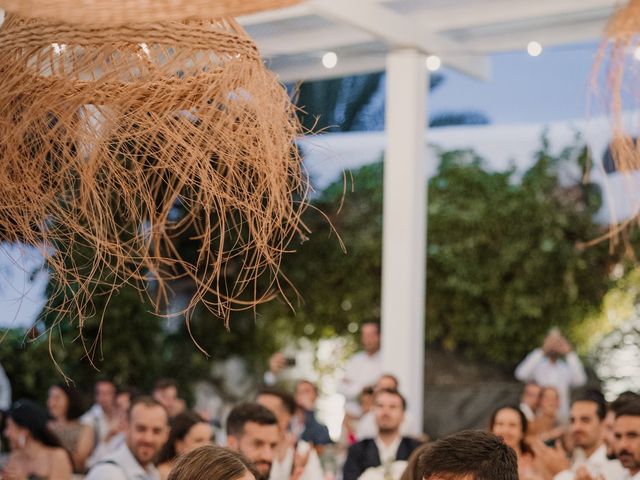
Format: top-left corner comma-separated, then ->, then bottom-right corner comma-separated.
157,411 -> 214,480
2,399 -> 73,479
343,389 -> 421,480
490,405 -> 545,480
529,386 -> 566,442
47,383 -> 95,473
291,380 -> 332,446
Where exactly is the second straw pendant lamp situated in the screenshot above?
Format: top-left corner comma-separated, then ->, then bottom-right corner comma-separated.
597,0 -> 640,172
0,2 -> 307,330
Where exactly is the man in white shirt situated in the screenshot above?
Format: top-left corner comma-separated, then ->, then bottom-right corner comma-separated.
614,401 -> 640,480
339,322 -> 383,417
554,391 -> 626,480
85,397 -> 169,480
515,329 -> 586,421
81,379 -> 122,467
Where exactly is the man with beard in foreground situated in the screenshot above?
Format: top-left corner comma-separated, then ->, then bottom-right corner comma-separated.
227,403 -> 280,480
86,397 -> 169,480
614,400 -> 640,480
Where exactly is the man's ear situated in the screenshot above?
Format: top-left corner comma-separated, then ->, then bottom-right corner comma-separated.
227,434 -> 239,449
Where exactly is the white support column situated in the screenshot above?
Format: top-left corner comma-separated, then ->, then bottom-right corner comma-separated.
381,49 -> 428,430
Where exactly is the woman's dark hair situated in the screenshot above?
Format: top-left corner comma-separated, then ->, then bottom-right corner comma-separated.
8,399 -> 64,449
167,445 -> 257,480
51,384 -> 85,420
489,405 -> 530,454
158,411 -> 208,464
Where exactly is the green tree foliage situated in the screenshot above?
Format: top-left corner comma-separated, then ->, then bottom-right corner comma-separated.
261,138 -> 618,366
3,138 -> 622,404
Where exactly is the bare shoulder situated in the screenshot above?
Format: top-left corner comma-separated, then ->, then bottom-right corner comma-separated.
51,447 -> 73,468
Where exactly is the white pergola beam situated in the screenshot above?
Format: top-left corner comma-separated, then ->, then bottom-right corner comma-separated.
307,0 -> 490,80
414,0 -> 619,32
256,26 -> 372,57
465,19 -> 607,53
273,53 -> 385,83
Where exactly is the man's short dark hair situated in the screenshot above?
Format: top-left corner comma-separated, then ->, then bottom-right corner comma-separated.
615,399 -> 640,419
257,387 -> 296,416
573,389 -> 607,420
375,388 -> 407,411
417,430 -> 518,480
227,403 -> 278,437
154,378 -> 178,392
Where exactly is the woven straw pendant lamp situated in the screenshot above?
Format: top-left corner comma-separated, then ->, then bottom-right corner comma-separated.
0,0 -> 300,25
596,0 -> 640,172
0,7 -> 308,336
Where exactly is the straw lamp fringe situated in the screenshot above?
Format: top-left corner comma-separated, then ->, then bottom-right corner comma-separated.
0,0 -> 301,26
589,0 -> 640,252
594,0 -> 640,173
0,14 -> 309,344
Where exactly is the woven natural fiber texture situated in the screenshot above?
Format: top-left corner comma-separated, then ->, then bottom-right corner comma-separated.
595,0 -> 640,172
0,14 -> 308,335
0,0 -> 301,25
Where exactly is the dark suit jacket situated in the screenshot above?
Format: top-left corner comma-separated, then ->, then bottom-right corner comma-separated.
343,437 -> 422,480
300,410 -> 333,445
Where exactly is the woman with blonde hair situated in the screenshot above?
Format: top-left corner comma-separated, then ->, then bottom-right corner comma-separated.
167,445 -> 258,480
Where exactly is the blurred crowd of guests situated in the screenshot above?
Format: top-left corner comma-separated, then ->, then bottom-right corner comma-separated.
1,324 -> 640,480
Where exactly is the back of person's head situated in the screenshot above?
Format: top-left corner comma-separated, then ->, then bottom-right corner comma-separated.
417,430 -> 518,480
167,445 -> 258,480
158,411 -> 207,464
573,389 -> 607,420
400,443 -> 431,480
256,387 -> 296,416
227,403 -> 278,437
8,399 -> 64,448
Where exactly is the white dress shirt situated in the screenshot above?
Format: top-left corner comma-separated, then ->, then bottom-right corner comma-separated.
374,435 -> 401,465
85,443 -> 160,480
553,444 -> 626,480
515,348 -> 586,421
338,350 -> 382,416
